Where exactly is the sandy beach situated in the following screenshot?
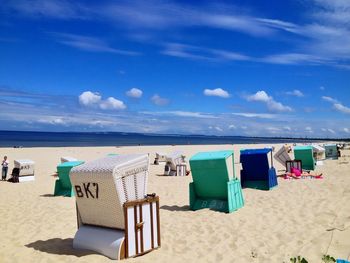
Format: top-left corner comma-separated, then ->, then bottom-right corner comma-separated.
0,143 -> 349,263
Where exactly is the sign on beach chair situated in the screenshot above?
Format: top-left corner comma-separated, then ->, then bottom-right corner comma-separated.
69,154 -> 161,260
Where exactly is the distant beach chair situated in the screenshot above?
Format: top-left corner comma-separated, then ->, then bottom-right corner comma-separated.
13,159 -> 35,182
312,144 -> 325,165
69,154 -> 160,260
189,150 -> 244,213
294,146 -> 316,170
154,152 -> 167,164
240,148 -> 278,190
274,145 -> 292,168
54,161 -> 84,196
164,151 -> 187,176
324,144 -> 338,159
60,156 -> 78,163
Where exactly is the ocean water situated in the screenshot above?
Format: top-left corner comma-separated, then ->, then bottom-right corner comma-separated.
0,130 -> 325,147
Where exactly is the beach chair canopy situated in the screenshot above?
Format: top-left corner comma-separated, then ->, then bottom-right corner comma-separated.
70,154 -> 149,230
14,159 -> 35,176
240,148 -> 273,181
294,146 -> 315,170
190,150 -> 234,199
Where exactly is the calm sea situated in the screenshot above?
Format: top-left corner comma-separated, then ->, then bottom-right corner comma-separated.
0,130 -> 326,147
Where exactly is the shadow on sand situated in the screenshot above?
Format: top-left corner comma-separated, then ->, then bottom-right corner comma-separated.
26,238 -> 95,257
160,205 -> 190,212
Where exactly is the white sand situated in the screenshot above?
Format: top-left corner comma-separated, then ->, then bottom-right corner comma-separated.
0,144 -> 349,263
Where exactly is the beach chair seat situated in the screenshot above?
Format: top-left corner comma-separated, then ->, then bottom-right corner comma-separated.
189,150 -> 244,213
240,148 -> 278,190
69,154 -> 161,259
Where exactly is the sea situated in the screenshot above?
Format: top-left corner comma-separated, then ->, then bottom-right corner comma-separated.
0,130 -> 328,147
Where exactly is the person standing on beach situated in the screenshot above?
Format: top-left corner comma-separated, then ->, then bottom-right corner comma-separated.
2,156 -> 9,180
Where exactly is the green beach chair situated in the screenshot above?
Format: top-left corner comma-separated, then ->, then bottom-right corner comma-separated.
293,146 -> 315,171
189,150 -> 244,213
54,161 -> 84,196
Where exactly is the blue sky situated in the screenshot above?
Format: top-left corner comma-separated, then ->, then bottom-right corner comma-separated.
0,0 -> 349,137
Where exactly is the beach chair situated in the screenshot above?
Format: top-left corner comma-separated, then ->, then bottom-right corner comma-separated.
164,151 -> 187,176
240,148 -> 278,190
54,161 -> 84,197
324,144 -> 338,159
14,159 -> 35,182
189,150 -> 244,213
294,146 -> 316,170
69,154 -> 160,260
154,152 -> 167,164
274,145 -> 292,168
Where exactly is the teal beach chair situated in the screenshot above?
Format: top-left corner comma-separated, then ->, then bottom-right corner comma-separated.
293,146 -> 315,171
189,150 -> 244,213
54,161 -> 84,196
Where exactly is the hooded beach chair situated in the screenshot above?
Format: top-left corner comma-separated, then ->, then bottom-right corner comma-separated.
54,161 -> 84,196
312,144 -> 326,165
240,148 -> 278,190
13,159 -> 35,182
274,145 -> 292,168
324,144 -> 338,159
189,150 -> 244,213
69,154 -> 160,260
164,151 -> 187,176
293,146 -> 316,170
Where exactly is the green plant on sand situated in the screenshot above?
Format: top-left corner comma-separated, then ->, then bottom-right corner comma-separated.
322,255 -> 336,263
290,256 -> 308,263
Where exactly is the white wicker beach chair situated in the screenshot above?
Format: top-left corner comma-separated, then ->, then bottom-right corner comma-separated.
164,151 -> 186,176
69,154 -> 160,260
274,145 -> 292,168
14,159 -> 35,182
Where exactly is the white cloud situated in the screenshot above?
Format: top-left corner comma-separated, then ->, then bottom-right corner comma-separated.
140,111 -> 217,119
284,126 -> 292,131
334,103 -> 350,114
322,96 -> 350,114
344,128 -> 350,133
79,91 -> 126,110
322,96 -> 338,103
79,91 -> 101,106
99,97 -> 126,110
327,128 -> 335,134
320,86 -> 325,90
52,33 -> 140,55
305,126 -> 313,133
247,90 -> 292,112
151,94 -> 169,106
209,126 -> 223,132
321,128 -> 327,132
204,88 -> 230,98
286,89 -> 304,97
228,124 -> 236,129
126,88 -> 143,98
232,112 -> 276,119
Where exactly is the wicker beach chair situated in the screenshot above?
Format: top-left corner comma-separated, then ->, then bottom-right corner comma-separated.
164,151 -> 187,176
69,154 -> 160,260
294,146 -> 316,171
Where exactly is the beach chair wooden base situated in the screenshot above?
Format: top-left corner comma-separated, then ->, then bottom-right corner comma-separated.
189,178 -> 244,213
73,195 -> 161,260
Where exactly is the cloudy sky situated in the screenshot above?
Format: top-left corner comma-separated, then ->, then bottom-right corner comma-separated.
0,0 -> 349,137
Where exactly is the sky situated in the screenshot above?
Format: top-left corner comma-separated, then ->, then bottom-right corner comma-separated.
0,0 -> 350,138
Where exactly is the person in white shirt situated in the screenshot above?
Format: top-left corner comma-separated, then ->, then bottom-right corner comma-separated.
2,156 -> 9,180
